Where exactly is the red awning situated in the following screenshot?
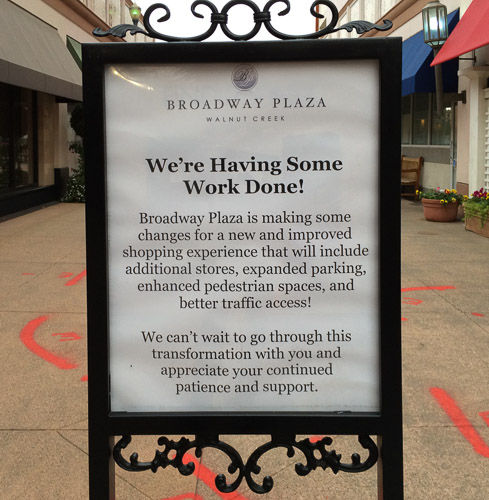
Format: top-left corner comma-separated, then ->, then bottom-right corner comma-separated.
431,0 -> 489,66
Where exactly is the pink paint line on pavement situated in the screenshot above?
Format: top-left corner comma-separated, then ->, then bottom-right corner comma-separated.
184,454 -> 250,500
20,316 -> 78,370
430,387 -> 489,458
401,286 -> 455,293
64,269 -> 86,286
402,297 -> 423,305
479,412 -> 489,426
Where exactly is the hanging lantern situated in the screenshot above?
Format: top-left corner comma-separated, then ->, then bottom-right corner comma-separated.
422,1 -> 448,48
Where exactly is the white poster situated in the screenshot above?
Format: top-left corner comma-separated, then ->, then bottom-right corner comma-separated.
104,59 -> 380,413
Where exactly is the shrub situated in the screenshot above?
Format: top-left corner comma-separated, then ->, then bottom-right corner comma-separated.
63,104 -> 85,203
63,141 -> 85,203
464,188 -> 489,226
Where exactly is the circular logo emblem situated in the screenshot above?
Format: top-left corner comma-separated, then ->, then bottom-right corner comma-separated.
232,64 -> 258,91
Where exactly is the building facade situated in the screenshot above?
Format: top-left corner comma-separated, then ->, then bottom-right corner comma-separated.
320,0 -> 489,196
0,0 -> 152,217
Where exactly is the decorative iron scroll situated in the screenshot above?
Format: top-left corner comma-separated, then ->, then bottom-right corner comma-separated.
93,1 -> 392,42
113,433 -> 378,494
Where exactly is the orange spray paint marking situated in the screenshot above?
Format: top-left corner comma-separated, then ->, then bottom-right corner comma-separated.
479,412 -> 489,427
58,272 -> 73,279
80,375 -> 88,382
52,332 -> 81,341
182,436 -> 329,500
472,312 -> 485,317
185,454 -> 250,500
401,286 -> 455,293
64,269 -> 86,286
309,435 -> 324,443
401,287 -> 454,322
401,297 -> 423,305
430,387 -> 489,457
20,316 -> 77,370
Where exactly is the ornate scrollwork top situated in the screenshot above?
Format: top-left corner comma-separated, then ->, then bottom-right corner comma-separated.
113,433 -> 378,494
93,0 -> 392,42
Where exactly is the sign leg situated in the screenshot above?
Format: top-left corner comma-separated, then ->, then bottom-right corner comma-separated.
89,435 -> 116,499
377,435 -> 404,499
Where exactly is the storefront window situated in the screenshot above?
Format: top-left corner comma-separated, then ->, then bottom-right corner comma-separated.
0,83 -> 36,192
412,93 -> 429,145
0,84 -> 10,190
401,95 -> 411,144
402,92 -> 457,146
431,100 -> 452,145
14,88 -> 35,187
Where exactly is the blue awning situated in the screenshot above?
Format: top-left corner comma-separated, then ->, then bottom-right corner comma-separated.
402,10 -> 459,97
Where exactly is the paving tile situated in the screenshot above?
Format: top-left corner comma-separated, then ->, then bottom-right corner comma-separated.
1,430 -> 89,500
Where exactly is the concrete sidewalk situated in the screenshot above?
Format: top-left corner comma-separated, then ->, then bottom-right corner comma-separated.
1,200 -> 489,499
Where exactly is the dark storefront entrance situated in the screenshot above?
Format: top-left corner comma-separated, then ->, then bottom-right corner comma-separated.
0,83 -> 37,193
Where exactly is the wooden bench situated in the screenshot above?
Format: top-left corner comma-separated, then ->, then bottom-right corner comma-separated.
401,155 -> 423,199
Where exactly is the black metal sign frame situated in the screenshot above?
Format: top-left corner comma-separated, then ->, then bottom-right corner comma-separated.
84,38 -> 402,499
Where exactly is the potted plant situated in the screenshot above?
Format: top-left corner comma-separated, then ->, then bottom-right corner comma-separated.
464,188 -> 489,237
416,188 -> 465,222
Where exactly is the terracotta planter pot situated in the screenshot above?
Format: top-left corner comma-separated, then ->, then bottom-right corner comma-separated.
421,198 -> 459,222
465,214 -> 489,237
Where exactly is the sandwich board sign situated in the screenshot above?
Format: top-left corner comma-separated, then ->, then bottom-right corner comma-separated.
83,37 -> 402,499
